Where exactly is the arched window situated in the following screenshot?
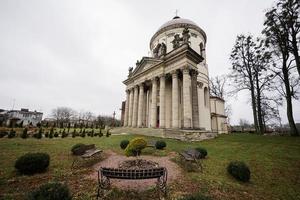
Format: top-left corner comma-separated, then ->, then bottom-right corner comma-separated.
200,43 -> 204,56
204,87 -> 209,107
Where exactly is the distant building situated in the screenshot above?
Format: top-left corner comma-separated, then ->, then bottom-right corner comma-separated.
5,108 -> 43,127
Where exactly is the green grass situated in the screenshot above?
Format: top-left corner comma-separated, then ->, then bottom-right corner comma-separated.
0,133 -> 299,200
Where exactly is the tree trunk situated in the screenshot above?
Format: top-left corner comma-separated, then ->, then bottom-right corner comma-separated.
282,60 -> 299,136
255,74 -> 264,134
292,33 -> 300,77
250,81 -> 259,133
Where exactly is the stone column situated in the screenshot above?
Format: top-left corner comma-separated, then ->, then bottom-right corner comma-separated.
128,88 -> 134,126
137,83 -> 144,127
151,78 -> 158,128
171,71 -> 179,128
132,86 -> 139,127
159,75 -> 166,128
191,70 -> 200,128
124,90 -> 130,126
182,67 -> 192,128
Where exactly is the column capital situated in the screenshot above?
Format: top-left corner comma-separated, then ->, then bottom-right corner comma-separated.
191,69 -> 198,76
197,81 -> 204,88
159,74 -> 166,78
182,66 -> 191,74
138,82 -> 144,87
151,77 -> 158,83
171,70 -> 178,78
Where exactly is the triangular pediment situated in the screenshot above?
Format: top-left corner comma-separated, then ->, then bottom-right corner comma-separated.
131,57 -> 162,76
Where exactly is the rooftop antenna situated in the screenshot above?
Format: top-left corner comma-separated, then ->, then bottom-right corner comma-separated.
175,9 -> 179,17
11,98 -> 16,111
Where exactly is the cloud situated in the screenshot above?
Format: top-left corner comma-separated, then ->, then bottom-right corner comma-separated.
0,0 -> 299,124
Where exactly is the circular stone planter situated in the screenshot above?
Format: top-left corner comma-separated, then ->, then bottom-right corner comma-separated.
118,159 -> 159,170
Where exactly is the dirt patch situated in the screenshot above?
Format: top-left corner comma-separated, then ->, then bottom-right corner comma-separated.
88,150 -> 183,191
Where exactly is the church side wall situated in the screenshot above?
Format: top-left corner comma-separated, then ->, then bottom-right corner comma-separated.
198,83 -> 211,131
165,80 -> 172,128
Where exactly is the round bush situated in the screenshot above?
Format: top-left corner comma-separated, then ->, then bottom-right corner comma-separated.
71,143 -> 86,155
54,132 -> 59,137
125,137 -> 147,157
27,182 -> 71,200
15,153 -> 50,175
8,130 -> 16,138
155,140 -> 167,150
227,161 -> 250,182
195,147 -> 207,159
120,140 -> 129,149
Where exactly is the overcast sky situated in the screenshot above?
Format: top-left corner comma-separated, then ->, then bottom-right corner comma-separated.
0,0 -> 299,125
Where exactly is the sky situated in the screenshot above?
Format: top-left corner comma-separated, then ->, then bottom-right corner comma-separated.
0,0 -> 299,125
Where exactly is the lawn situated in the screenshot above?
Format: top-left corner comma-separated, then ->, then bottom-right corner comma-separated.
0,133 -> 299,200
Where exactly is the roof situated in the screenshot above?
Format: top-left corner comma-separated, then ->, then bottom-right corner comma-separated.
150,16 -> 207,48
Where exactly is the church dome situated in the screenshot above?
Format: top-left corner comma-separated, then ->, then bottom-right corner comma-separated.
150,16 -> 207,49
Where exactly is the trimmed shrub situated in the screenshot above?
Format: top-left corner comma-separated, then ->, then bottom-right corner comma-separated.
21,128 -> 28,139
91,129 -> 94,137
0,130 -> 8,138
99,129 -> 103,137
180,192 -> 212,200
125,137 -> 147,157
49,128 -> 54,138
33,129 -> 42,139
27,182 -> 71,200
195,147 -> 208,159
227,161 -> 250,182
71,143 -> 86,155
54,132 -> 59,137
61,129 -> 68,138
45,132 -> 49,138
106,129 -> 111,137
8,129 -> 16,138
80,132 -> 86,138
155,140 -> 167,150
15,153 -> 50,175
120,140 -> 129,149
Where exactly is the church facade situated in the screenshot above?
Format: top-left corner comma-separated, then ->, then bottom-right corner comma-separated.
122,16 -> 227,134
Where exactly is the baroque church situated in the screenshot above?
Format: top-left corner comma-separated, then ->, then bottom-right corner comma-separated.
121,16 -> 227,136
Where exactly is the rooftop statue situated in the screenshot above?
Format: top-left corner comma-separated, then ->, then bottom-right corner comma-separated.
128,67 -> 133,77
182,28 -> 191,45
172,34 -> 182,49
153,43 -> 161,58
158,43 -> 167,57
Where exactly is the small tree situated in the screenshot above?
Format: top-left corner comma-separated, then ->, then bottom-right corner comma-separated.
49,127 -> 54,138
125,138 -> 147,157
21,128 -> 28,139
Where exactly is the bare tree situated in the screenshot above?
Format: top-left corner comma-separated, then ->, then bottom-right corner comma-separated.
51,107 -> 75,127
210,75 -> 226,99
278,0 -> 300,77
229,34 -> 259,133
210,75 -> 232,124
263,2 -> 300,136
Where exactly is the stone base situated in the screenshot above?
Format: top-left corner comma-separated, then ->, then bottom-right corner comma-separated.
111,127 -> 218,142
163,129 -> 217,141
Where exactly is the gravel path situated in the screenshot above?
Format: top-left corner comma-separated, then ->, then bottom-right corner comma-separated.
88,150 -> 182,191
